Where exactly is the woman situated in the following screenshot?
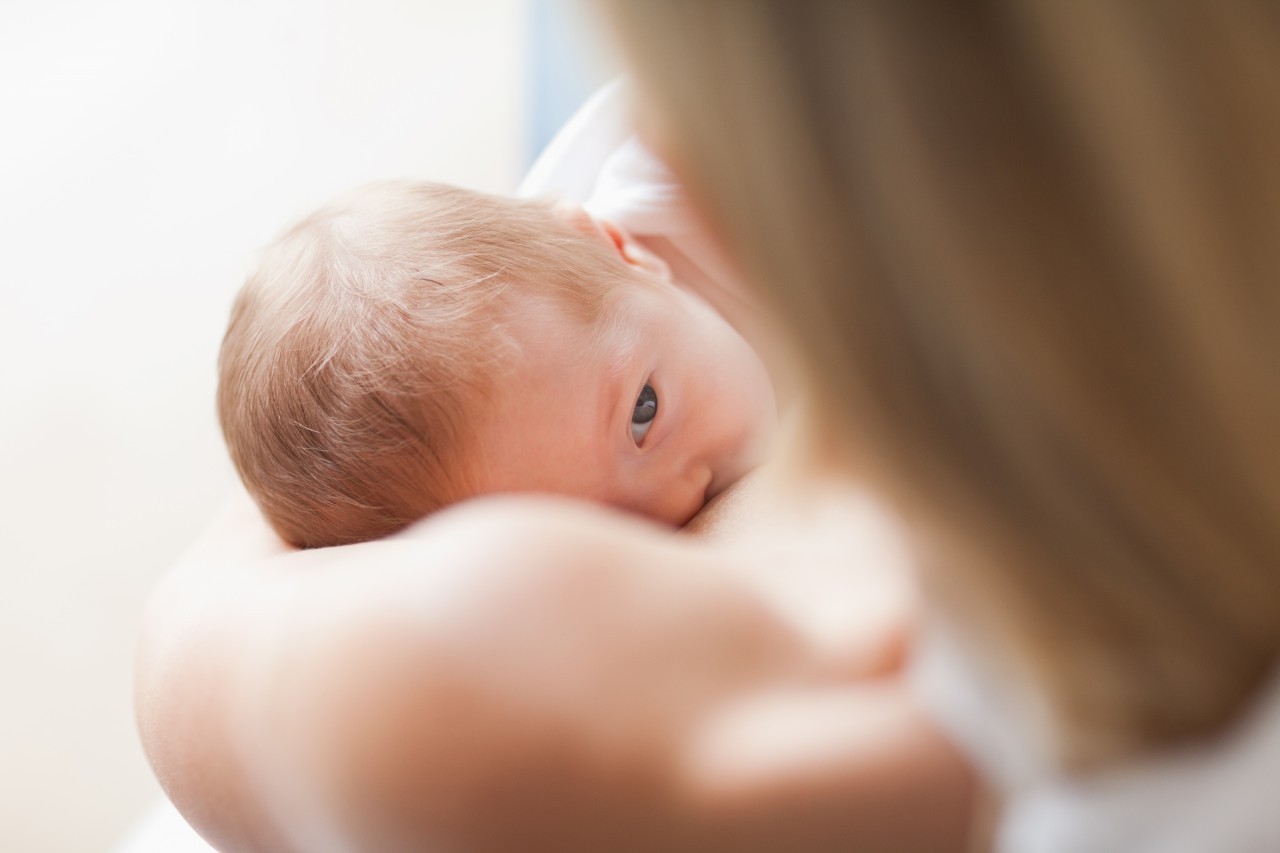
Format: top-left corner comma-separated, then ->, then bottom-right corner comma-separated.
597,1 -> 1280,849
138,2 -> 1280,851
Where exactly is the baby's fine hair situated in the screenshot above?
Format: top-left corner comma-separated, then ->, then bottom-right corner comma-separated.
219,181 -> 630,548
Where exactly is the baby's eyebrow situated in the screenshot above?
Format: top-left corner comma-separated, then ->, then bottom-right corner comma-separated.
580,290 -> 646,444
601,368 -> 625,443
593,322 -> 637,442
594,296 -> 643,366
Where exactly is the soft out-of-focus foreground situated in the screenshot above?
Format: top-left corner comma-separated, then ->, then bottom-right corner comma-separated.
0,1 -> 608,848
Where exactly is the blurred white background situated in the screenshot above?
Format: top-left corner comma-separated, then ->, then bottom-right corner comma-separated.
0,0 -> 612,848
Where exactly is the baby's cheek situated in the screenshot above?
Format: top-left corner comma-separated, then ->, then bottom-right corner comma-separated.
611,462 -> 706,528
729,343 -> 776,429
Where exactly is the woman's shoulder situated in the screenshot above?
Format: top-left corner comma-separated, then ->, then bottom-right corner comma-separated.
912,616 -> 1280,853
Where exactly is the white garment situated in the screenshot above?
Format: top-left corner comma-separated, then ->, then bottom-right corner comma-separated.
518,78 -> 680,223
519,79 -> 742,308
518,78 -> 635,205
914,622 -> 1280,852
112,800 -> 216,853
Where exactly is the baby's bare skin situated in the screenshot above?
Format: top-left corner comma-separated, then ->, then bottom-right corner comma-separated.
136,469 -> 974,852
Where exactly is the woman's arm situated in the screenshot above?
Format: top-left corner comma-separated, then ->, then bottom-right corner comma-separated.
137,491 -> 976,852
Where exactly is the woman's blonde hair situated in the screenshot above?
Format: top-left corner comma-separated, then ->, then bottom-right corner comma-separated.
219,181 -> 625,548
602,0 -> 1280,766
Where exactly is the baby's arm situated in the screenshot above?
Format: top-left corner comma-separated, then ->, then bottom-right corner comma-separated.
137,490 -> 976,852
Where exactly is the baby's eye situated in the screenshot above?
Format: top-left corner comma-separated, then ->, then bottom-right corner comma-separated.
631,384 -> 658,444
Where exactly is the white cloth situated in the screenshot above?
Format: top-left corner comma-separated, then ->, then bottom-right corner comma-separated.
519,78 -> 742,306
518,78 -> 634,205
913,621 -> 1280,852
112,800 -> 216,853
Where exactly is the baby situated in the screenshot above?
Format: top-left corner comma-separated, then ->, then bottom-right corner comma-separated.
218,181 -> 776,548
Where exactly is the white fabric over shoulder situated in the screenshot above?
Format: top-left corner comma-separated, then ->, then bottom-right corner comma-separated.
913,621 -> 1280,853
519,77 -> 696,242
518,78 -> 634,203
522,78 -> 752,327
111,800 -> 216,853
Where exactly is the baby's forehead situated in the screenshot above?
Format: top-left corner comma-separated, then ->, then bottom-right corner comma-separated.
502,278 -> 641,366
460,300 -> 629,497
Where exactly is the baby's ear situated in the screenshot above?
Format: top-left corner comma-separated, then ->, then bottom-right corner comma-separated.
553,203 -> 672,281
596,217 -> 672,281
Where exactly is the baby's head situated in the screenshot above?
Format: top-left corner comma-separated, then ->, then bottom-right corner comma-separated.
219,181 -> 774,548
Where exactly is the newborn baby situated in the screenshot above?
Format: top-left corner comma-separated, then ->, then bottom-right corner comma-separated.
218,181 -> 776,548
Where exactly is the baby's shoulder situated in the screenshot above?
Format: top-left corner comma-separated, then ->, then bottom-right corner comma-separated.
392,494 -> 698,592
